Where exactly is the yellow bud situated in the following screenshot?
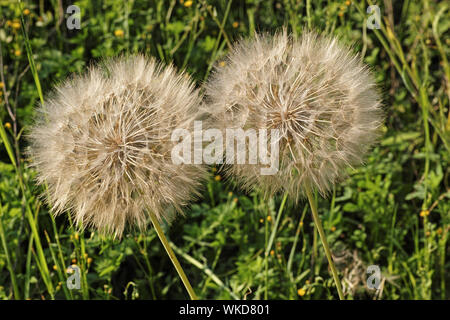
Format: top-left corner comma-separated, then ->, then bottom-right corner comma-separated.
11,22 -> 21,30
114,29 -> 124,37
420,210 -> 430,217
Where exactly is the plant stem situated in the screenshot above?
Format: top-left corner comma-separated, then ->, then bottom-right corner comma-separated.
148,211 -> 197,300
305,185 -> 344,300
0,203 -> 21,299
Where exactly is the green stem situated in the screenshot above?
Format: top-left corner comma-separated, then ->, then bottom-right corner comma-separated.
305,186 -> 344,300
306,0 -> 312,29
148,211 -> 197,300
0,203 -> 21,299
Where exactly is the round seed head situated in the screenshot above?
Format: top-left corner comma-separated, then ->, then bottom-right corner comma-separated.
205,31 -> 383,200
29,55 -> 206,237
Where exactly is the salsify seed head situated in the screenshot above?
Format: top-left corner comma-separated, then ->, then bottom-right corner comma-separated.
205,31 -> 384,200
29,55 -> 206,237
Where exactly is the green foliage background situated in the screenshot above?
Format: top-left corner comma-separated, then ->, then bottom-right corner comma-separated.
0,0 -> 448,300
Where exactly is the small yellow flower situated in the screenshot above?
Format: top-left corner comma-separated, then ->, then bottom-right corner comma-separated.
219,61 -> 226,67
0,82 -> 3,89
11,22 -> 21,30
345,0 -> 351,5
6,20 -> 12,27
436,228 -> 443,235
331,226 -> 336,232
228,192 -> 233,197
53,265 -> 58,271
72,258 -> 77,264
87,257 -> 93,265
267,215 -> 272,222
338,11 -> 344,17
23,8 -> 31,15
114,29 -> 124,37
305,280 -> 310,285
270,250 -> 275,256
5,122 -> 11,129
214,175 -> 221,181
299,221 -> 303,227
425,39 -> 431,45
233,198 -> 238,204
425,231 -> 430,237
420,210 -> 430,217
259,218 -> 264,223
232,21 -> 239,28
184,0 -> 193,7
297,288 -> 306,296
74,232 -> 79,240
14,50 -> 21,57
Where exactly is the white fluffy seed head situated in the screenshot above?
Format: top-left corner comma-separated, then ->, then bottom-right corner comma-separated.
205,31 -> 384,200
29,55 -> 206,237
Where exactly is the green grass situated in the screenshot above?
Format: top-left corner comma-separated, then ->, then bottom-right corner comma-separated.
0,0 -> 449,300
